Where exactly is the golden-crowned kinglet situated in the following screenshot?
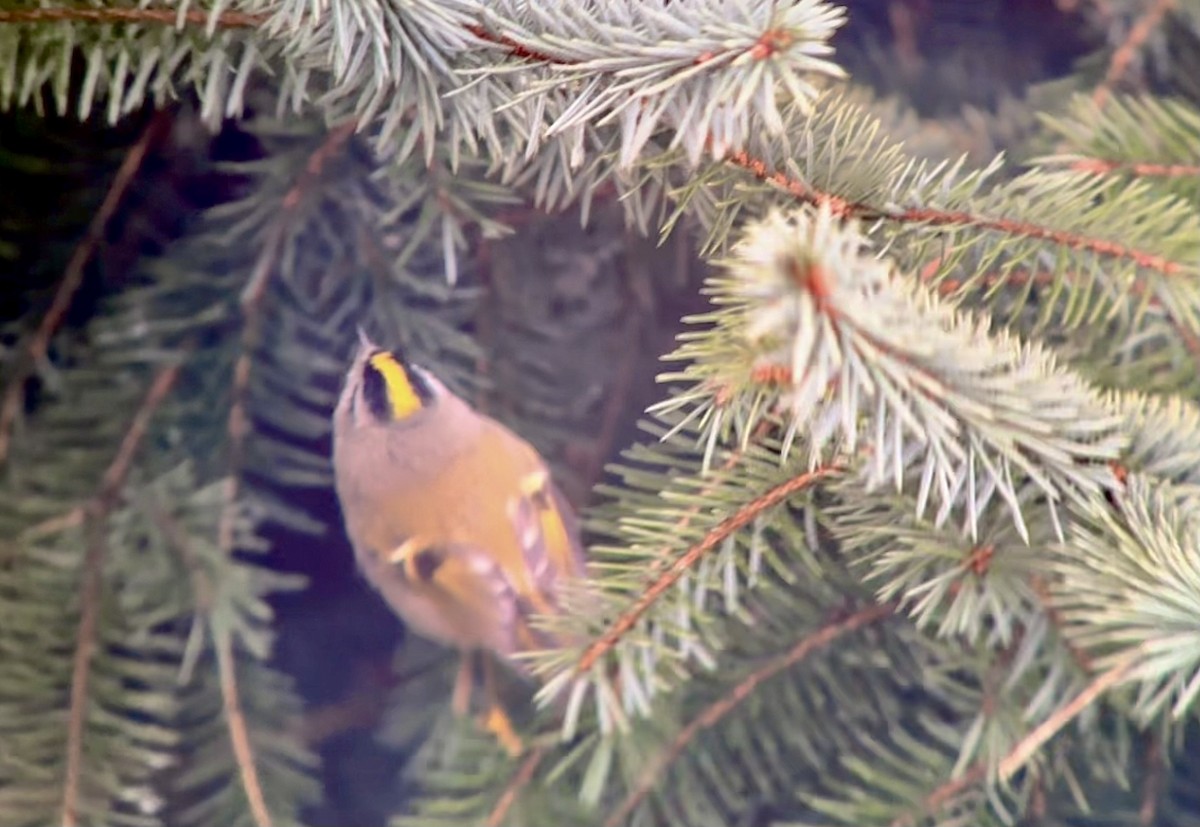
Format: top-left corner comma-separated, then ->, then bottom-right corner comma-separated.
332,330 -> 585,753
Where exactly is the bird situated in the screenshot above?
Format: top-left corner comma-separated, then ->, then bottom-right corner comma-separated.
331,329 -> 586,754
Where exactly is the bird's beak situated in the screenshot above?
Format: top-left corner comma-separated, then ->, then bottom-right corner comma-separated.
356,324 -> 374,351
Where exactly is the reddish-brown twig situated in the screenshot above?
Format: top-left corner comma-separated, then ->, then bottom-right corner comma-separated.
1093,0 -> 1176,108
893,651 -> 1137,827
208,120 -> 357,827
1070,158 -> 1200,179
485,746 -> 547,827
0,8 -> 263,27
576,463 -> 842,674
0,112 -> 170,465
607,602 -> 895,827
61,360 -> 182,827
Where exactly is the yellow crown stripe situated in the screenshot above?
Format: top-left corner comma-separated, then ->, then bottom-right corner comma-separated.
369,352 -> 424,419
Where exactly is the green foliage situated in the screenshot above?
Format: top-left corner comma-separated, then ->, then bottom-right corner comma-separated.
7,2 -> 1200,827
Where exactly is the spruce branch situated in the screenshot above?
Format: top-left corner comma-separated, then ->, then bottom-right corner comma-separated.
0,110 -> 170,466
222,115 -> 355,496
1116,391 -> 1200,486
723,146 -> 1191,277
574,461 -> 841,677
177,122 -> 354,827
657,206 -> 1126,542
485,747 -> 547,827
1069,158 -> 1200,177
214,631 -> 274,827
923,261 -> 1200,372
1051,474 -> 1200,722
1030,575 -> 1094,672
0,7 -> 263,28
996,653 -> 1138,781
1093,0 -> 1177,108
527,412 -> 845,739
623,420 -> 777,584
605,601 -> 894,827
462,0 -> 847,166
1040,94 -> 1200,208
217,117 -> 356,548
894,755 -> 988,827
833,481 -> 1048,647
145,496 -> 273,827
61,359 -> 183,827
1139,734 -> 1163,826
654,95 -> 1200,386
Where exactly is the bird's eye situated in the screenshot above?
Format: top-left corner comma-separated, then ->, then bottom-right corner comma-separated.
405,363 -> 437,407
361,360 -> 393,421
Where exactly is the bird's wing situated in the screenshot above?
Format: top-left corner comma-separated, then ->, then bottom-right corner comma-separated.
506,464 -> 587,617
373,537 -> 552,658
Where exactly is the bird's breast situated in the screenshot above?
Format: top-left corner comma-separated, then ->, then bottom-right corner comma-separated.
334,424 -> 521,565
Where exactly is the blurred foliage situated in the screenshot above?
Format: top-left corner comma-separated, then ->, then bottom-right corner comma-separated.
6,2 -> 1200,827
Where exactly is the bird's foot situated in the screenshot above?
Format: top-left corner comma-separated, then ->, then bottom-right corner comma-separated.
481,703 -> 524,757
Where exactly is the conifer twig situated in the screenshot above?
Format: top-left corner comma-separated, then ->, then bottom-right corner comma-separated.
216,637 -> 273,827
1029,574 -> 1093,672
1069,158 -> 1200,178
1093,0 -> 1176,108
485,746 -> 546,827
724,150 -> 1188,276
621,419 -> 775,590
1140,733 -> 1162,826
576,462 -> 842,674
0,111 -> 170,465
0,7 -> 264,27
206,119 -> 357,827
60,359 -> 182,827
894,651 -> 1138,826
147,495 -> 276,827
996,652 -> 1136,779
217,118 -> 356,551
606,602 -> 895,827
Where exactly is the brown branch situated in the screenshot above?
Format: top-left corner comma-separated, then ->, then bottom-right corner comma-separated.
60,360 -> 182,827
724,150 -> 1188,277
202,119 -> 356,827
485,746 -> 547,827
20,508 -> 86,541
217,118 -> 357,552
606,602 -> 895,827
1070,158 -> 1200,179
575,462 -> 842,674
894,651 -> 1138,827
926,263 -> 1200,361
997,652 -> 1136,779
1029,574 -> 1093,672
725,148 -> 850,214
465,24 -> 570,65
0,7 -> 264,28
893,761 -> 987,827
216,635 -> 273,827
633,419 -> 777,581
0,112 -> 171,466
1093,0 -> 1176,109
146,497 -> 273,827
466,20 -> 796,67
1139,733 -> 1162,826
